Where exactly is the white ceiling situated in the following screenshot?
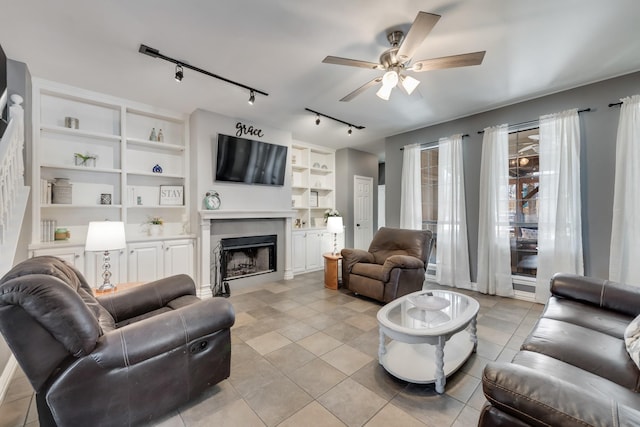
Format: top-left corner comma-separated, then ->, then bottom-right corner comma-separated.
2,1 -> 640,160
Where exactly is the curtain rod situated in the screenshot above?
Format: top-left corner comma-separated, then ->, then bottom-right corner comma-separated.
608,102 -> 623,107
400,134 -> 469,150
476,108 -> 592,134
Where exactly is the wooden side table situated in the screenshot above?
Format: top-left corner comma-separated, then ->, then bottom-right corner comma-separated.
94,282 -> 144,296
323,253 -> 342,290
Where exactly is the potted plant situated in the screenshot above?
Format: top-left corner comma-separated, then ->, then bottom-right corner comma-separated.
74,152 -> 97,167
147,216 -> 164,236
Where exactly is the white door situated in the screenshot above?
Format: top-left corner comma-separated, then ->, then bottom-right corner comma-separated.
32,247 -> 85,275
305,231 -> 322,270
354,175 -> 374,250
164,239 -> 194,278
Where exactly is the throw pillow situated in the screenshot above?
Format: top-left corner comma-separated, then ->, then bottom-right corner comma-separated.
624,314 -> 640,369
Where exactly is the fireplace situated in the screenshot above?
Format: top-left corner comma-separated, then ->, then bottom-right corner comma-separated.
220,234 -> 277,280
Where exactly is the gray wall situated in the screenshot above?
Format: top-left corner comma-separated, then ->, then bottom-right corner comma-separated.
335,148 -> 378,248
386,70 -> 640,282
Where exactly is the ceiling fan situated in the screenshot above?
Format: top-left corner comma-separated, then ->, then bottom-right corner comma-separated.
322,11 -> 486,102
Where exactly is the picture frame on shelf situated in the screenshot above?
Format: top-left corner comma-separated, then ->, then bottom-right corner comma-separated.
309,190 -> 318,208
159,185 -> 184,206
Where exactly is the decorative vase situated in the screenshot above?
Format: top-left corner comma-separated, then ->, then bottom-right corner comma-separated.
148,224 -> 162,237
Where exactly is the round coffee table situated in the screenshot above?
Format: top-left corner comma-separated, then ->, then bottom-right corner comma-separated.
377,289 -> 479,394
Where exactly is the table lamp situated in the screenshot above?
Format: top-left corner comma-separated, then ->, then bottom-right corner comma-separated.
85,221 -> 126,291
326,216 -> 344,255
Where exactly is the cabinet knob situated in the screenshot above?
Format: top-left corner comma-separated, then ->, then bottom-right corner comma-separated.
75,254 -> 80,258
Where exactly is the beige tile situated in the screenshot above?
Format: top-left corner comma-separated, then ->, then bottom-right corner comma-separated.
321,344 -> 373,376
345,314 -> 379,331
317,378 -> 387,426
178,381 -> 241,424
444,372 -> 481,404
246,331 -> 292,355
467,383 -> 488,412
271,299 -> 302,313
286,305 -> 320,320
150,411 -> 185,427
277,401 -> 346,427
229,358 -> 284,397
0,395 -> 30,427
364,403 -> 426,427
287,358 -> 346,398
350,361 -> 407,401
233,311 -> 257,328
460,353 -> 491,379
452,404 -> 481,427
392,386 -> 465,427
243,376 -> 313,426
185,399 -> 265,427
277,322 -> 318,342
476,326 -> 512,348
265,343 -> 317,374
343,299 -> 380,313
322,322 -> 367,343
298,332 -> 343,356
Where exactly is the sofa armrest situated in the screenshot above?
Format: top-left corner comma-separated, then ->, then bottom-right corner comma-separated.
383,254 -> 424,270
551,273 -> 640,317
96,274 -> 196,321
482,361 -> 640,427
341,248 -> 375,272
91,297 -> 234,369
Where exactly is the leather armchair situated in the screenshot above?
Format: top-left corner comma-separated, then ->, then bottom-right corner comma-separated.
0,256 -> 235,427
341,227 -> 433,303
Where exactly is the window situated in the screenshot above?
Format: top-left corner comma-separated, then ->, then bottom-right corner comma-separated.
508,128 -> 539,277
421,146 -> 438,273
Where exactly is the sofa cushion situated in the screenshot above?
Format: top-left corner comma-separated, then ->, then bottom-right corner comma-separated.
624,314 -> 640,370
522,317 -> 640,390
542,296 -> 632,338
351,263 -> 386,282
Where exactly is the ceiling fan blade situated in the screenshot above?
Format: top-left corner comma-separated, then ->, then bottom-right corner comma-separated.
322,56 -> 383,70
340,77 -> 382,102
396,12 -> 441,62
409,51 -> 486,72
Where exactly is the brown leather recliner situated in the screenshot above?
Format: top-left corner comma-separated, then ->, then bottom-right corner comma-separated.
341,227 -> 433,303
0,256 -> 235,427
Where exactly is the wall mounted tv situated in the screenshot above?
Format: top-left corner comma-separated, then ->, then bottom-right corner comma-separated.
215,134 -> 287,186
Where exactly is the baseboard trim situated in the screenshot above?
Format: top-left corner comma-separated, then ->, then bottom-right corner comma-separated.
0,355 -> 18,405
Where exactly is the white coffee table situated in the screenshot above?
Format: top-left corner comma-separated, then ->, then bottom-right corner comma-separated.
377,289 -> 479,394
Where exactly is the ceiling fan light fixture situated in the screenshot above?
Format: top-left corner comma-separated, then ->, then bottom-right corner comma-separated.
401,74 -> 420,95
376,84 -> 393,101
381,70 -> 399,88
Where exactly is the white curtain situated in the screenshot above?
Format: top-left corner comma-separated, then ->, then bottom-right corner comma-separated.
536,108 -> 583,303
400,143 -> 422,230
436,134 -> 471,289
610,95 -> 640,285
477,124 -> 513,296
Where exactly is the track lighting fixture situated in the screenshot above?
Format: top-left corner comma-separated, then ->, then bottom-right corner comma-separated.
304,108 -> 365,133
139,44 -> 268,102
174,64 -> 184,82
348,126 -> 352,136
248,90 -> 255,105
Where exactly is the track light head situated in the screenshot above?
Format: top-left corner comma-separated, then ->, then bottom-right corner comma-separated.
248,90 -> 255,105
315,114 -> 320,125
348,126 -> 352,136
174,64 -> 183,82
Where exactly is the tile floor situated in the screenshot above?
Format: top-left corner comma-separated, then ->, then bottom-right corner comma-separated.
0,271 -> 543,427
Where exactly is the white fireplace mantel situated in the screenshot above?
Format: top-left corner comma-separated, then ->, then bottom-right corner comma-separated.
198,210 -> 295,298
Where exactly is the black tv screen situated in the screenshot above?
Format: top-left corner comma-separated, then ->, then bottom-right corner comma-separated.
215,134 -> 287,186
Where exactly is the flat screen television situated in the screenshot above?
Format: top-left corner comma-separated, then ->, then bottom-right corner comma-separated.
215,134 -> 287,186
0,43 -> 7,138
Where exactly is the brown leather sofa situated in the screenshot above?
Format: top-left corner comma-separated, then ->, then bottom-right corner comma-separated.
480,273 -> 640,426
341,227 -> 433,303
0,256 -> 235,427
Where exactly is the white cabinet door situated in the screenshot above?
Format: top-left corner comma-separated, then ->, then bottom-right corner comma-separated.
32,246 -> 85,275
163,239 -> 194,278
305,231 -> 323,271
292,231 -> 307,273
127,241 -> 163,283
85,249 -> 125,288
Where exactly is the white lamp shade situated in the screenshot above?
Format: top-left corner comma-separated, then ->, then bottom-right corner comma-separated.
326,216 -> 344,234
85,221 -> 126,251
401,75 -> 420,95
